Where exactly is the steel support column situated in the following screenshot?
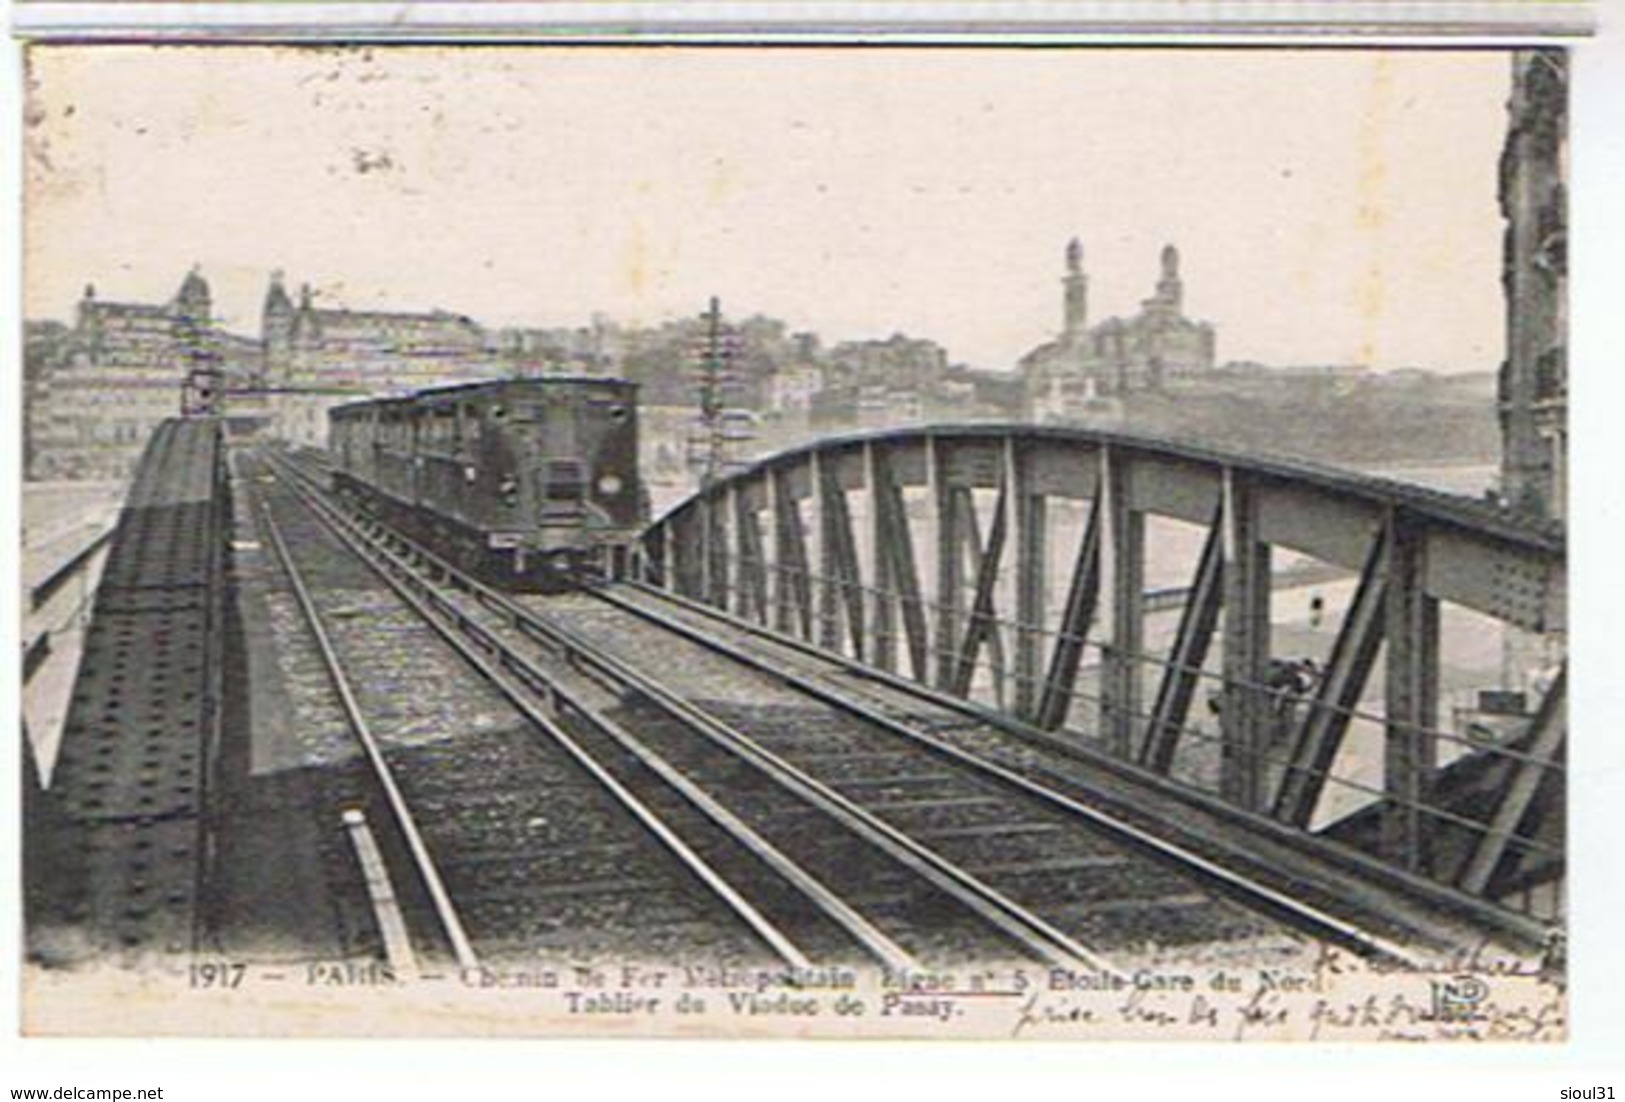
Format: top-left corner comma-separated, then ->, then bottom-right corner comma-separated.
654,522 -> 674,590
769,468 -> 792,632
1381,510 -> 1440,873
725,482 -> 745,618
703,492 -> 729,609
697,499 -> 713,604
810,453 -> 840,650
734,488 -> 769,625
675,509 -> 702,600
771,469 -> 813,640
1220,468 -> 1272,810
819,458 -> 867,661
866,443 -> 897,673
933,439 -> 964,690
872,447 -> 931,684
1098,446 -> 1145,758
1012,442 -> 1047,722
1140,505 -> 1224,773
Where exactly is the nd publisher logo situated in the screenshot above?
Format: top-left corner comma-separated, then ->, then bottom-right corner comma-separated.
1431,975 -> 1490,1022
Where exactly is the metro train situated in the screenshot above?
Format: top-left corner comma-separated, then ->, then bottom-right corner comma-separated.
328,377 -> 646,590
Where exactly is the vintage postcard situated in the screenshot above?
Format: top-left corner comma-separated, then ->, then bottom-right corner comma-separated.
17,43 -> 1568,1040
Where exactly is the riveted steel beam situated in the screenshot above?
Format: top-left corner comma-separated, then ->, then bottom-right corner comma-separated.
1098,445 -> 1145,758
866,444 -> 896,672
1424,528 -> 1565,634
1273,527 -> 1390,827
701,491 -> 730,609
640,521 -> 670,589
696,499 -> 711,604
734,485 -> 769,625
1011,439 -> 1047,722
871,445 -> 931,684
673,507 -> 703,600
1382,510 -> 1440,873
819,456 -> 867,661
771,467 -> 813,641
1141,502 -> 1224,774
933,438 -> 964,690
1221,468 -> 1272,810
724,482 -> 744,618
666,512 -> 683,595
811,452 -> 841,649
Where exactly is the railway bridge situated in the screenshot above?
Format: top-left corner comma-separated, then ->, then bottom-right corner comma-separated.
24,417 -> 1567,983
640,425 -> 1566,921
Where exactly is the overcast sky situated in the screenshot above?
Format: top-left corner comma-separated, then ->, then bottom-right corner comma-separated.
25,46 -> 1510,372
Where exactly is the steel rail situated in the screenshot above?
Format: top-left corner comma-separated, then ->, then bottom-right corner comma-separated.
617,578 -> 1560,956
267,455 -> 917,972
598,581 -> 1440,968
647,561 -> 1562,857
274,452 -> 1118,973
255,495 -> 481,972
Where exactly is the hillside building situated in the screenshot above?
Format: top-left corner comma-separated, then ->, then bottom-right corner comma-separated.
27,270 -> 262,479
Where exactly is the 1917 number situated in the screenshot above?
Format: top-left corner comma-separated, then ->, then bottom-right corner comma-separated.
188,962 -> 247,989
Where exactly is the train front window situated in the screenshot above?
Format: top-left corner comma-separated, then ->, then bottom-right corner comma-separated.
542,459 -> 587,503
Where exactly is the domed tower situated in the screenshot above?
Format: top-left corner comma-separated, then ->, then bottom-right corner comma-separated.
1062,237 -> 1089,343
76,283 -> 103,351
1153,244 -> 1183,314
172,264 -> 212,328
262,270 -> 295,381
171,266 -> 220,413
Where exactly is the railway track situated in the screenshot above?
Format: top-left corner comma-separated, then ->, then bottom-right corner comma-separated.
251,458 -> 846,969
264,448 -> 1389,972
262,452 -> 1121,970
561,584 -> 1443,965
532,590 -> 1364,970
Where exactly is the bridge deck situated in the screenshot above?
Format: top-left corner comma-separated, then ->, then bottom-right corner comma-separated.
25,419 -> 229,963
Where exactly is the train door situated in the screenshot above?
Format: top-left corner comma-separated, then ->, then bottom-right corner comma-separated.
530,390 -> 588,530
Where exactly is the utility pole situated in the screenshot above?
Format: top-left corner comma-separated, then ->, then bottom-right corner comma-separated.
688,296 -> 751,487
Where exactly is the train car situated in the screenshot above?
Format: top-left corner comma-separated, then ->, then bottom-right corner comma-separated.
328,377 -> 644,590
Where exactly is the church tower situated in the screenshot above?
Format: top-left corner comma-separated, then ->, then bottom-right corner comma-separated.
1062,238 -> 1089,343
170,265 -> 215,390
172,264 -> 212,328
1150,244 -> 1183,315
263,270 -> 295,381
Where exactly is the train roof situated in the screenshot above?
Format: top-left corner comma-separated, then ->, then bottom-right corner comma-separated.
329,375 -> 636,418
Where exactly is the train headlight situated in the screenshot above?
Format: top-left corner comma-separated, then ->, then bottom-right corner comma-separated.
597,474 -> 624,496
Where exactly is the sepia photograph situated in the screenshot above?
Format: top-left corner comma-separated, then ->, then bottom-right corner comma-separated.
16,43 -> 1570,1041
